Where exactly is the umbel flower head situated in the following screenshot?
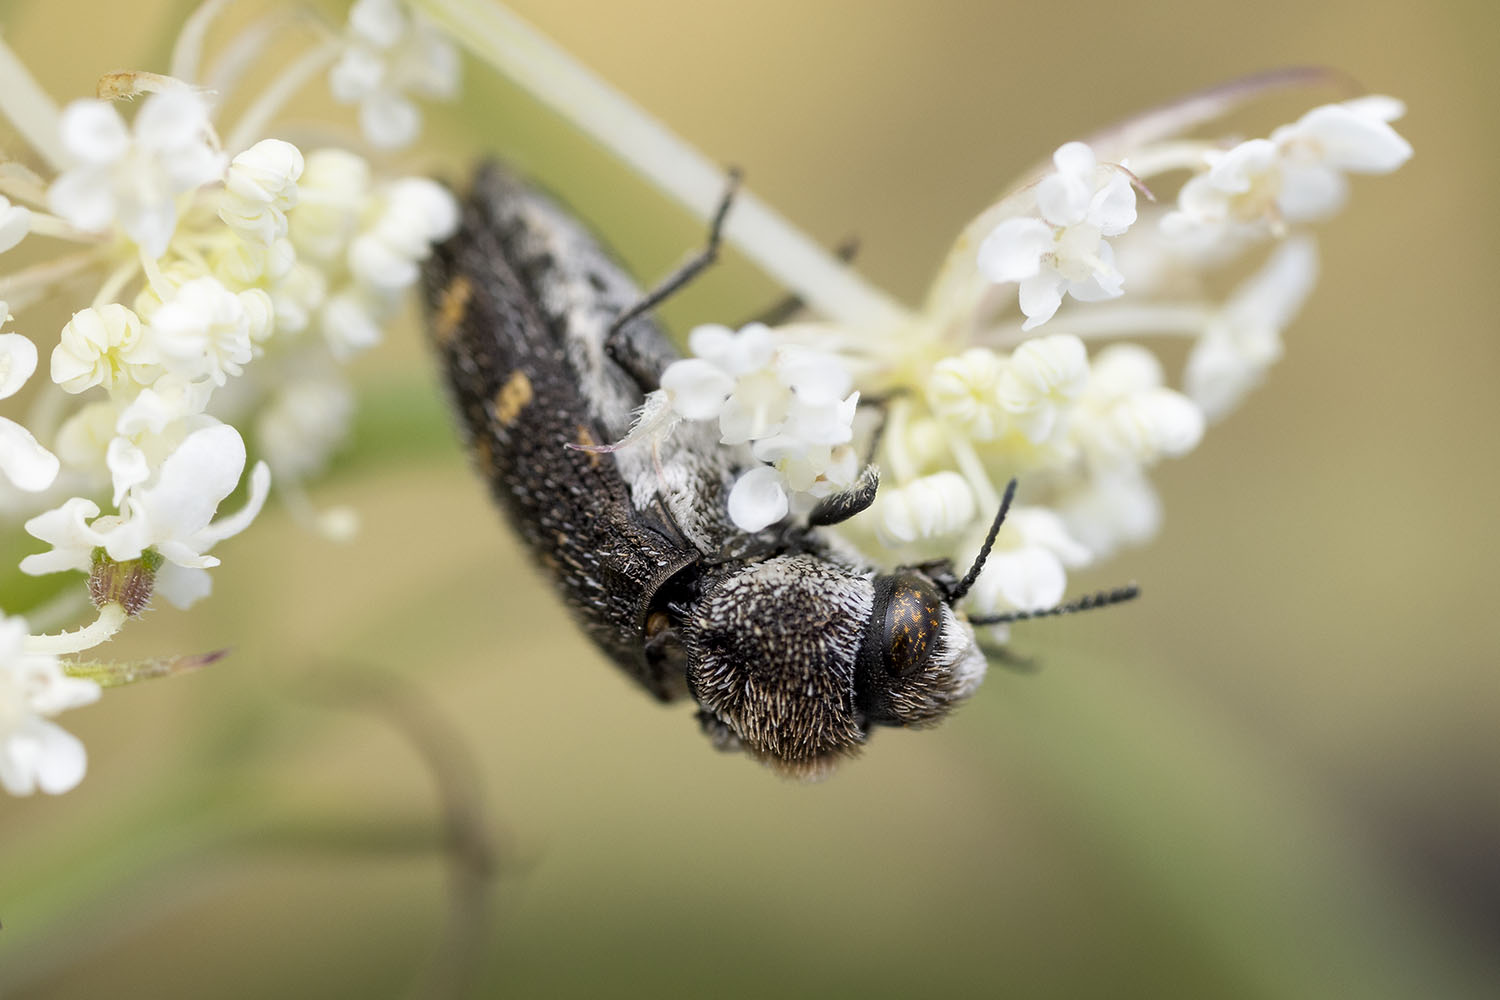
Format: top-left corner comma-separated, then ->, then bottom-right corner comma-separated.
590,68 -> 1409,631
0,0 -> 462,796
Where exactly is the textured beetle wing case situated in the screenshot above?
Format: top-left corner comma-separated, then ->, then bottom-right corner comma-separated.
422,165 -> 733,699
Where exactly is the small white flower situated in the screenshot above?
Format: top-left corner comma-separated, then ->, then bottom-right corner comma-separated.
1071,344 -> 1204,466
348,178 -> 460,292
52,304 -> 159,393
977,141 -> 1137,330
750,437 -> 858,498
219,139 -> 305,249
0,331 -> 61,492
1162,97 -> 1411,242
1186,237 -> 1318,420
1057,465 -> 1163,560
46,89 -> 227,257
102,423 -> 270,571
658,323 -> 855,451
23,424 -> 270,594
965,507 -> 1093,616
289,150 -> 373,263
319,287 -> 386,359
150,277 -> 255,385
268,262 -> 329,335
256,371 -> 354,480
927,347 -> 1007,440
329,0 -> 460,150
995,333 -> 1090,443
224,139 -> 303,209
875,472 -> 977,545
0,613 -> 100,796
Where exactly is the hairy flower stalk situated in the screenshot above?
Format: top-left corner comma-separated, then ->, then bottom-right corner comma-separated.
0,0 -> 1411,796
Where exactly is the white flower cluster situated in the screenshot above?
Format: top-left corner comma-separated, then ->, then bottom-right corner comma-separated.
977,142 -> 1137,330
655,323 -> 860,532
0,1 -> 461,795
743,93 -> 1410,628
330,0 -> 461,150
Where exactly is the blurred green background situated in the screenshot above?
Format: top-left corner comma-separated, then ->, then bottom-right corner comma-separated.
1,0 -> 1496,997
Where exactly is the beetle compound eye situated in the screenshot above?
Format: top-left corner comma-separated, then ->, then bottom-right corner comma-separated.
645,610 -> 672,640
880,574 -> 945,676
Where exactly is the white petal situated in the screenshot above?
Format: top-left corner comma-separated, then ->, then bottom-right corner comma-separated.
1206,139 -> 1279,194
1294,104 -> 1412,173
1119,389 -> 1206,462
58,100 -> 129,164
329,45 -> 385,102
1277,164 -> 1347,222
29,719 -> 89,795
1088,172 -> 1137,236
349,232 -> 418,290
1060,467 -> 1161,559
193,460 -> 270,549
690,323 -> 774,376
0,199 -> 32,253
778,346 -> 851,404
135,423 -> 248,545
408,28 -> 462,98
1184,333 -> 1264,421
106,436 -> 150,507
1341,94 -> 1405,123
781,391 -> 858,447
119,196 -> 179,259
986,547 -> 1067,613
0,418 -> 60,492
661,359 -> 734,420
321,292 -> 384,358
46,167 -> 116,232
1052,141 -> 1097,178
0,332 -> 38,399
20,497 -> 102,575
133,88 -> 212,152
154,563 -> 214,610
726,465 -> 789,532
27,670 -> 101,715
1226,237 -> 1319,334
1017,273 -> 1066,330
1090,344 -> 1163,394
976,217 -> 1052,285
349,0 -> 407,47
360,92 -> 421,150
1035,171 -> 1092,228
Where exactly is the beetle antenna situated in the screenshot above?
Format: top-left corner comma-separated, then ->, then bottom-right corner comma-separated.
944,478 -> 1018,604
966,584 -> 1141,626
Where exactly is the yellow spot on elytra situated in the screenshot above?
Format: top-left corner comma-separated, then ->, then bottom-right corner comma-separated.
494,369 -> 533,426
433,275 -> 473,345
